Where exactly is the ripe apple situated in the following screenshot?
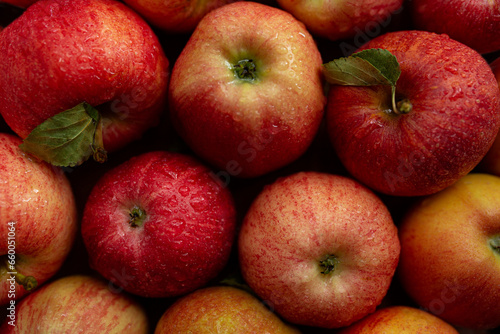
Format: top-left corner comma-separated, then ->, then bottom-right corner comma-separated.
276,0 -> 403,42
398,173 -> 500,330
410,0 -> 500,54
169,1 -> 326,179
121,0 -> 238,34
154,285 -> 301,333
238,172 -> 400,328
81,150 -> 237,298
0,133 -> 78,305
0,275 -> 149,333
326,30 -> 500,196
338,305 -> 459,333
0,0 -> 169,155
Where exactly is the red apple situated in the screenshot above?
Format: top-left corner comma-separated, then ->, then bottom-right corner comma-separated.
398,173 -> 500,330
338,305 -> 459,333
154,285 -> 301,333
410,0 -> 500,54
169,1 -> 326,179
326,30 -> 500,196
81,150 -> 237,298
0,133 -> 78,305
0,0 -> 169,156
121,0 -> 239,34
238,172 -> 400,328
0,275 -> 149,333
276,0 -> 403,42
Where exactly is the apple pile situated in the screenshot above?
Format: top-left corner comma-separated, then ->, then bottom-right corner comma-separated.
1,0 -> 499,333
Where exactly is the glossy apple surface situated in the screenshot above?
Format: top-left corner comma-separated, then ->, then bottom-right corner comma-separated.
327,30 -> 500,196
398,173 -> 500,329
122,0 -> 238,33
81,151 -> 237,298
0,0 -> 169,153
238,172 -> 400,328
276,0 -> 403,41
338,305 -> 459,333
169,1 -> 326,178
411,0 -> 500,54
0,133 -> 77,305
154,285 -> 300,333
0,275 -> 148,333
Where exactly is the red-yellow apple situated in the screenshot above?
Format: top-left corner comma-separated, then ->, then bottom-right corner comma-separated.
326,30 -> 500,196
154,285 -> 301,333
0,275 -> 149,333
169,1 -> 326,178
398,173 -> 500,329
276,0 -> 403,41
238,172 -> 400,328
122,0 -> 238,33
81,151 -> 237,298
0,133 -> 77,305
0,0 -> 169,154
410,0 -> 500,54
338,305 -> 459,333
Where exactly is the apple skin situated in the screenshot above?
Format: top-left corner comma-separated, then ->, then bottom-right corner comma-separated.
81,151 -> 237,298
0,133 -> 78,305
410,0 -> 500,54
0,0 -> 169,153
276,0 -> 403,41
169,1 -> 326,178
398,173 -> 500,330
327,30 -> 500,197
0,275 -> 149,333
122,0 -> 239,34
238,172 -> 400,328
154,285 -> 301,333
338,305 -> 459,333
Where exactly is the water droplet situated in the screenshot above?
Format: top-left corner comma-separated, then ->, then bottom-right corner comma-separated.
178,185 -> 190,197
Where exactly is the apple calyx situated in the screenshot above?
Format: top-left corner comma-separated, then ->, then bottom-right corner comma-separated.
2,257 -> 38,292
19,102 -> 108,167
491,236 -> 500,255
129,206 -> 147,228
319,255 -> 339,275
234,59 -> 257,82
322,48 -> 411,115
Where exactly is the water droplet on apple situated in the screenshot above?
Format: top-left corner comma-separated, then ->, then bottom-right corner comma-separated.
190,196 -> 208,213
178,185 -> 190,197
168,196 -> 178,208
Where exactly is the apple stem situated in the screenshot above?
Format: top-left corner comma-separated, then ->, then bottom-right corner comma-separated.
319,255 -> 339,275
129,206 -> 147,228
391,86 -> 412,115
2,258 -> 38,291
234,59 -> 257,81
491,236 -> 500,254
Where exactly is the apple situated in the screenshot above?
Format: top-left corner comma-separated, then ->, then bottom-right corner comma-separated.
326,30 -> 500,197
410,0 -> 500,54
81,150 -> 237,298
169,1 -> 326,179
0,133 -> 78,305
121,0 -> 239,34
0,275 -> 149,333
1,0 -> 39,8
238,171 -> 400,328
0,0 -> 169,157
154,285 -> 301,333
338,305 -> 459,333
398,173 -> 500,330
276,0 -> 403,42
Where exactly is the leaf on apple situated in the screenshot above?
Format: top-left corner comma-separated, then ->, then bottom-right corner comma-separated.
20,102 -> 107,167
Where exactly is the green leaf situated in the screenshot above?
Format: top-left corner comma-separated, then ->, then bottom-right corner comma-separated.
322,48 -> 401,87
19,102 -> 107,167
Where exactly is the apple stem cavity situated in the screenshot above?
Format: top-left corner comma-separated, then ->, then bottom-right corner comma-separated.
234,59 -> 257,82
129,206 -> 147,228
319,255 -> 339,275
491,236 -> 500,255
2,257 -> 38,292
